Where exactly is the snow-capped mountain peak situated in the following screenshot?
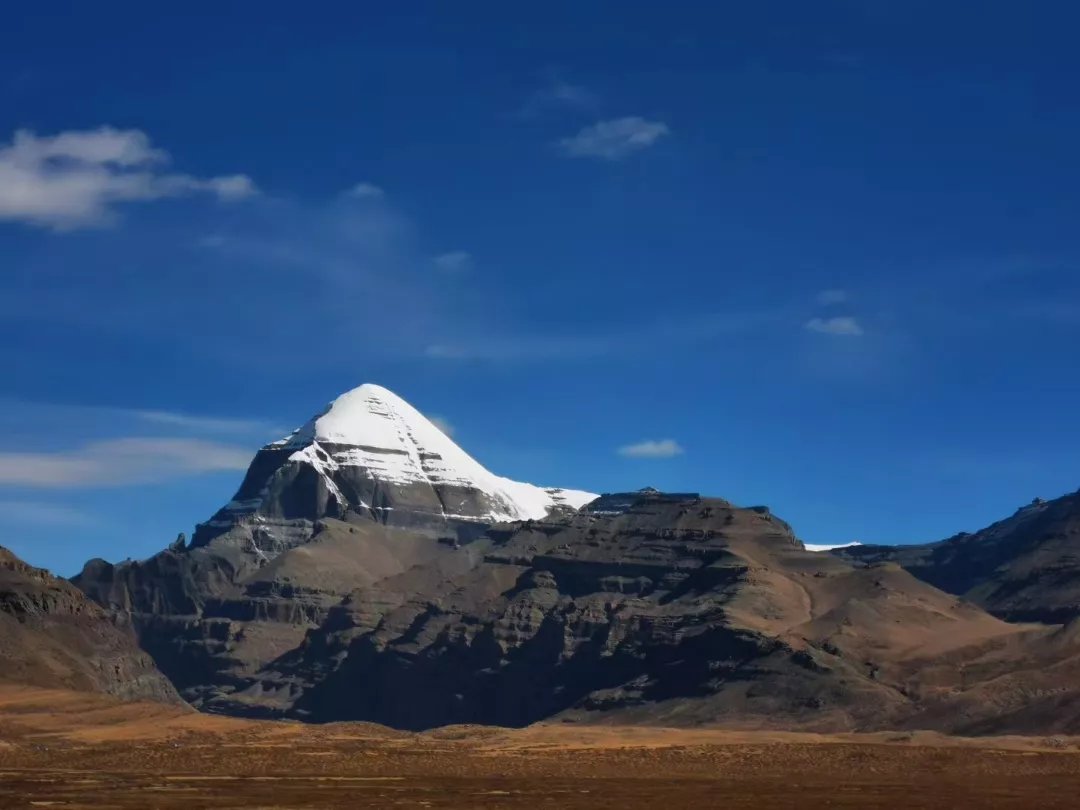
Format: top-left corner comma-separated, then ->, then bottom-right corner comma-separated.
276,383 -> 594,520
196,384 -> 596,546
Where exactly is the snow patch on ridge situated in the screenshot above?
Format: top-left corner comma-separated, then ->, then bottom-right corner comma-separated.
804,541 -> 862,552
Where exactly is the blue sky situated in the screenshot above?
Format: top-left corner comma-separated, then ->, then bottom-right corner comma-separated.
2,2 -> 1079,574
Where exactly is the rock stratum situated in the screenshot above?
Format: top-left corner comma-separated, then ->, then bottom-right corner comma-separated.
66,383 -> 1080,733
0,546 -> 181,704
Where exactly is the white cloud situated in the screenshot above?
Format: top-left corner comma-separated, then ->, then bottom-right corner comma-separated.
346,181 -> 385,199
0,499 -> 100,528
0,126 -> 258,230
816,289 -> 849,305
805,316 -> 864,336
0,437 -> 251,488
428,415 -> 455,437
617,439 -> 685,459
132,409 -> 284,436
433,250 -> 473,273
559,117 -> 670,160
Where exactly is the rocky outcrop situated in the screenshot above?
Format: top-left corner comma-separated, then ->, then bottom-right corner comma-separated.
836,488 -> 1080,623
0,546 -> 181,704
74,516 -> 469,706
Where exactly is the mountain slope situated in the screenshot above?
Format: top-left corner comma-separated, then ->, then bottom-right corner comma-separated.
837,489 -> 1080,623
207,490 -> 1066,733
74,383 -> 596,707
0,546 -> 181,704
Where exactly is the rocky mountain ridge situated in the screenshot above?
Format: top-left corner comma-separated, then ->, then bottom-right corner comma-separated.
836,488 -> 1080,623
0,546 -> 181,704
199,488 -> 1080,734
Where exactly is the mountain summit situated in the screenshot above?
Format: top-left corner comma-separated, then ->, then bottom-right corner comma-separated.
193,383 -> 596,548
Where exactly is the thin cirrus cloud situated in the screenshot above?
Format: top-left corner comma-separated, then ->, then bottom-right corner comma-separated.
519,78 -> 598,118
428,415 -> 455,437
816,289 -> 849,305
558,116 -> 670,160
0,126 -> 258,230
0,499 -> 100,528
0,437 -> 252,488
0,398 -> 285,440
132,409 -> 285,437
424,307 -> 785,363
805,316 -> 865,336
345,181 -> 385,199
617,439 -> 685,459
432,250 -> 473,273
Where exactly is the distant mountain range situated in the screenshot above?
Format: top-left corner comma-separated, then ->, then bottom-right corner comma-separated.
836,492 -> 1080,624
7,382 -> 1080,734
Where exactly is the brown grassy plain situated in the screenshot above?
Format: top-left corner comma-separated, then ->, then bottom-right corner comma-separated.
2,685 -> 1080,808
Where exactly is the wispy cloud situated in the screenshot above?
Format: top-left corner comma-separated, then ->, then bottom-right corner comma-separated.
0,499 -> 100,528
617,439 -> 684,459
816,289 -> 849,305
805,316 -> 864,336
425,336 -> 611,362
132,409 -> 284,437
520,78 -> 598,118
0,189 -> 436,367
432,250 -> 473,274
345,181 -> 385,199
558,117 -> 670,160
0,126 -> 257,230
428,415 -> 455,437
424,307 -> 783,363
0,437 -> 251,488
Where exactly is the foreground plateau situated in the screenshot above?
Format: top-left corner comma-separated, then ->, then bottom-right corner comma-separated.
2,686 -> 1080,809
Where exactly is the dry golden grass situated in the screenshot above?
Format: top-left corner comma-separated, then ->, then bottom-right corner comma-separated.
3,685 -> 1080,808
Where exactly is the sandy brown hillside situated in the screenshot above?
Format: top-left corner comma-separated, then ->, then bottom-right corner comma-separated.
0,546 -> 181,704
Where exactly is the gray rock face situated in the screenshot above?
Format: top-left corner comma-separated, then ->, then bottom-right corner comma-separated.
836,488 -> 1080,623
74,515 -> 471,707
207,490 -> 1054,733
0,546 -> 181,704
73,383 -> 594,708
73,483 -> 1080,735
